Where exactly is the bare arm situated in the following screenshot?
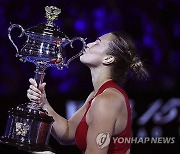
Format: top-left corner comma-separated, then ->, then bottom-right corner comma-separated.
27,78 -> 94,144
85,89 -> 126,154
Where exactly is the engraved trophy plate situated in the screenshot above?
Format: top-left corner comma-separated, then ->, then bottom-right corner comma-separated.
0,6 -> 87,152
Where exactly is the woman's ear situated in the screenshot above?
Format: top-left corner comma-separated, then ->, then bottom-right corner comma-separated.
102,55 -> 115,65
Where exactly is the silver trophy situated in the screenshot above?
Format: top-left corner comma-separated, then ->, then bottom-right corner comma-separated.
0,6 -> 86,152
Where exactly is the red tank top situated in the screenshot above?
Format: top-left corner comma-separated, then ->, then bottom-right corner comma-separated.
75,80 -> 131,154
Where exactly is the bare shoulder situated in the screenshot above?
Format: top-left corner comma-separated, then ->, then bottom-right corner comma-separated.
93,88 -> 125,107
90,88 -> 126,116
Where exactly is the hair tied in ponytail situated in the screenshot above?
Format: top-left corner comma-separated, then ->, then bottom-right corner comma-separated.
130,56 -> 149,80
130,56 -> 143,73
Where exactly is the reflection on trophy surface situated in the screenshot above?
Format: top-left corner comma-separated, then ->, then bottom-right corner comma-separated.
0,6 -> 86,152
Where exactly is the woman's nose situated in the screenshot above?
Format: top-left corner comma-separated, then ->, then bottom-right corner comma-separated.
87,42 -> 94,48
85,44 -> 90,49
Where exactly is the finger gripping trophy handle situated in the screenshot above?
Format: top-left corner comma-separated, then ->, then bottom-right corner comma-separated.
8,24 -> 25,57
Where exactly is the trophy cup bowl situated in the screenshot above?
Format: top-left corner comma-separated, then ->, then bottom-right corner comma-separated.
0,6 -> 86,152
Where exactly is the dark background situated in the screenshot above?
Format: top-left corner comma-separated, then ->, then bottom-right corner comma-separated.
0,0 -> 180,153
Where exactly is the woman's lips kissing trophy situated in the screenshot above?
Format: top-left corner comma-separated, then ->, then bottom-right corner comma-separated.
0,6 -> 86,152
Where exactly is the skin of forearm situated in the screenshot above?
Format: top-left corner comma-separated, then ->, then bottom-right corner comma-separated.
43,102 -> 73,144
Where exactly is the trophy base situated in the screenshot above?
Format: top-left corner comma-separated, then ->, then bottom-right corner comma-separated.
0,136 -> 52,152
0,102 -> 55,153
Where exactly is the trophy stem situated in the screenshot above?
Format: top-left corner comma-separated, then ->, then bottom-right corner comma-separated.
27,62 -> 47,110
34,62 -> 47,86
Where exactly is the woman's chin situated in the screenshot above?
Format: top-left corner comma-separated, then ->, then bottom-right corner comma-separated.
80,55 -> 85,63
80,55 -> 89,65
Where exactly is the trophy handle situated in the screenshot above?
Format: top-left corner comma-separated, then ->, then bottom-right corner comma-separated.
63,37 -> 87,67
8,24 -> 25,57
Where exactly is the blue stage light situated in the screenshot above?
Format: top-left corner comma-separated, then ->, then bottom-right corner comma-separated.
74,18 -> 87,33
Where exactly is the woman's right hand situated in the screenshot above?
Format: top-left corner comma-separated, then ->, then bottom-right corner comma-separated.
27,78 -> 47,105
